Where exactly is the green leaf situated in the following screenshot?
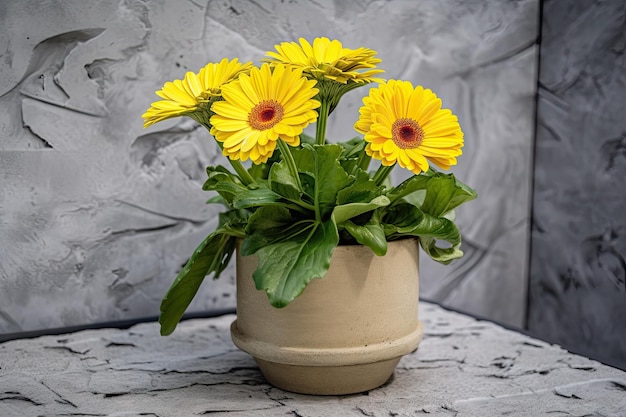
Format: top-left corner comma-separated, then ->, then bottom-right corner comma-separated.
218,209 -> 250,236
159,208 -> 248,336
402,189 -> 426,207
241,207 -> 339,307
343,218 -> 387,256
338,137 -> 366,159
385,171 -> 434,205
269,159 -> 303,201
336,168 -> 384,206
247,163 -> 269,181
159,231 -> 236,336
384,202 -> 463,264
240,206 -> 297,254
419,236 -> 464,264
332,195 -> 390,225
385,169 -> 477,218
337,137 -> 366,174
298,172 -> 316,203
233,185 -> 283,209
206,195 -> 227,206
203,166 -> 247,205
233,170 -> 314,214
420,173 -> 478,217
292,144 -> 352,219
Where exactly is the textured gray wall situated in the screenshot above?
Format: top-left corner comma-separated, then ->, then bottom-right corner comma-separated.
414,1 -> 539,328
528,0 -> 626,369
0,0 -> 538,334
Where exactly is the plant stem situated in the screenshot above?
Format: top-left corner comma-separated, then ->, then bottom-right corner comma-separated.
315,99 -> 330,145
228,159 -> 256,187
277,139 -> 303,192
356,150 -> 372,173
288,198 -> 316,212
372,164 -> 395,186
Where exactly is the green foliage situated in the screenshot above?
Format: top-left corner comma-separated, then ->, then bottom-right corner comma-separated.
332,195 -> 390,225
419,171 -> 478,217
159,210 -> 246,335
383,202 -> 463,263
159,144 -> 477,335
242,207 -> 339,307
202,166 -> 247,205
268,159 -> 303,201
291,144 -> 353,219
343,213 -> 387,256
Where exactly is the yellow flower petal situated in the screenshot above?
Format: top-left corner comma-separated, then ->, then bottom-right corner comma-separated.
238,74 -> 260,103
210,101 -> 248,120
142,58 -> 251,128
264,37 -> 384,84
220,83 -> 256,109
210,63 -> 319,164
208,118 -> 249,132
221,128 -> 250,148
356,80 -> 464,173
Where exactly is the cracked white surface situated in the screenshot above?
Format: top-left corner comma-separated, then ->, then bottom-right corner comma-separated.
1,302 -> 624,417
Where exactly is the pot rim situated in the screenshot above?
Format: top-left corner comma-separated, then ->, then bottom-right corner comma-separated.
230,320 -> 423,367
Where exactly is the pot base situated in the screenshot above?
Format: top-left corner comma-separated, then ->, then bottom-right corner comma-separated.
254,357 -> 401,395
231,319 -> 423,395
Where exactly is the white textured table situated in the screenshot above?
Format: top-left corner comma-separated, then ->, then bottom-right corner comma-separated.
1,302 -> 625,417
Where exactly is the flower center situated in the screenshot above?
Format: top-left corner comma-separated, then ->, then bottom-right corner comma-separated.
249,100 -> 284,130
391,118 -> 424,149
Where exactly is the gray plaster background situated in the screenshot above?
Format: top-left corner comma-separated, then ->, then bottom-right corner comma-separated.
1,0 -> 623,372
528,0 -> 626,370
0,0 -> 539,335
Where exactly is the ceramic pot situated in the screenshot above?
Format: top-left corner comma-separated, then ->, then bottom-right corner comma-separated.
230,238 -> 423,395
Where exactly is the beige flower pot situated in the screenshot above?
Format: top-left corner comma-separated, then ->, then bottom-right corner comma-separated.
230,238 -> 423,395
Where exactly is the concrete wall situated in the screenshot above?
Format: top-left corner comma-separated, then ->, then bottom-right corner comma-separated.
0,0 -> 538,333
528,0 -> 626,370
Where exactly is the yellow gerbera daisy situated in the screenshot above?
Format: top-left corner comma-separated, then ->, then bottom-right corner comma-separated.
353,79 -> 403,134
355,81 -> 464,174
210,64 -> 320,164
142,58 -> 252,128
264,37 -> 383,84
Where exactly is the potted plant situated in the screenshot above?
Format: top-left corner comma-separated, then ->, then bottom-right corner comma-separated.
142,37 -> 477,395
